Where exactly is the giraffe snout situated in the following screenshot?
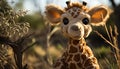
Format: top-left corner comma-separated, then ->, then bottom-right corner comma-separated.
68,22 -> 84,39
71,25 -> 79,31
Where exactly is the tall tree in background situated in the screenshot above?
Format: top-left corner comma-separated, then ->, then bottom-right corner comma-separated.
0,0 -> 30,69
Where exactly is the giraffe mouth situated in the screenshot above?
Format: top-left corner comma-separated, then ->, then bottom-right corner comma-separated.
72,35 -> 82,40
68,31 -> 83,40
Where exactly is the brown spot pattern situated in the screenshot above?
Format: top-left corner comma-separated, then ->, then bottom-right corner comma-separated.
73,53 -> 80,62
72,40 -> 79,45
65,2 -> 87,11
54,38 -> 99,69
66,54 -> 73,62
81,54 -> 87,62
69,46 -> 78,53
77,62 -> 84,68
61,65 -> 68,69
70,63 -> 77,69
62,52 -> 68,58
71,12 -> 74,16
73,14 -> 78,18
77,11 -> 80,14
54,61 -> 61,67
84,58 -> 93,67
60,66 -> 65,69
73,8 -> 77,11
79,46 -> 83,52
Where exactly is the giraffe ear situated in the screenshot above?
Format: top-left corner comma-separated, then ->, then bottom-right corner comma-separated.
88,5 -> 109,26
45,4 -> 64,25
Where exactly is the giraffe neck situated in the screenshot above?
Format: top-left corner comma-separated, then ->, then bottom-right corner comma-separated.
54,38 -> 100,69
67,38 -> 86,54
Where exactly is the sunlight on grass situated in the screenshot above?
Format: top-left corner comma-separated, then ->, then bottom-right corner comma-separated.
93,46 -> 111,58
34,46 -> 46,56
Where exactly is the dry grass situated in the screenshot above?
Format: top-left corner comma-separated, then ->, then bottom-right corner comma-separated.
94,24 -> 120,69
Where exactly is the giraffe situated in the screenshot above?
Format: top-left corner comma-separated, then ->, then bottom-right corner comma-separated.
45,1 -> 109,69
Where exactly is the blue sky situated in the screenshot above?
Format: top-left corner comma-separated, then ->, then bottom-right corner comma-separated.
7,0 -> 120,14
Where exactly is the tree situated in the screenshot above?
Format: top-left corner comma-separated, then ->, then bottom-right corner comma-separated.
0,0 -> 30,69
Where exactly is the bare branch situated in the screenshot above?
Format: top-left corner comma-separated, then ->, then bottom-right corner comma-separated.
22,41 -> 38,53
0,36 -> 17,47
94,30 -> 119,51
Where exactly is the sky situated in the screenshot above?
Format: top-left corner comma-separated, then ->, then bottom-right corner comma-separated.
7,0 -> 120,14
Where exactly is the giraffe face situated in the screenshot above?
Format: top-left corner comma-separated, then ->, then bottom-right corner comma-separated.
61,7 -> 92,40
45,2 -> 109,40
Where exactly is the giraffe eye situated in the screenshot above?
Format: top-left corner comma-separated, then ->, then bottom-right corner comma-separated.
82,18 -> 89,25
63,17 -> 69,25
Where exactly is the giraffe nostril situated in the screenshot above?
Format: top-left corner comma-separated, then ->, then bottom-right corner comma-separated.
71,25 -> 79,31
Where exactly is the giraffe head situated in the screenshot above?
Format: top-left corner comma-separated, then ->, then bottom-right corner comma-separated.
45,1 -> 109,40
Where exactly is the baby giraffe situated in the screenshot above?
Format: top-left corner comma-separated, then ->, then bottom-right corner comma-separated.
45,1 -> 109,69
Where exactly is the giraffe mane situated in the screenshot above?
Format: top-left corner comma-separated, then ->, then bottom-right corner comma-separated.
65,2 -> 88,11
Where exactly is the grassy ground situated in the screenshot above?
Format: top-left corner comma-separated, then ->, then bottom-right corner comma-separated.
11,44 -> 116,69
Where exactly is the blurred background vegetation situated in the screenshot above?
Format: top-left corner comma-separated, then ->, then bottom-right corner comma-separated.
0,0 -> 120,69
